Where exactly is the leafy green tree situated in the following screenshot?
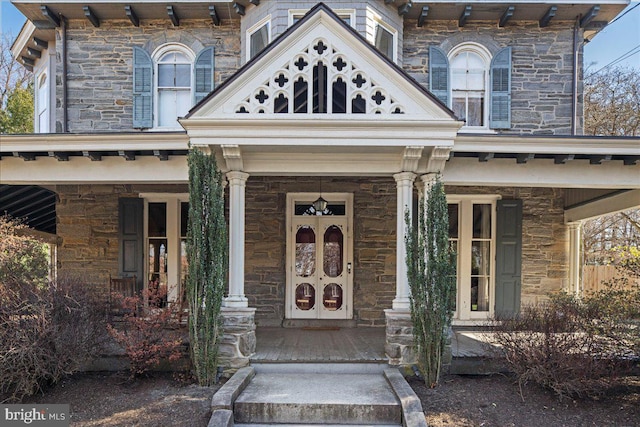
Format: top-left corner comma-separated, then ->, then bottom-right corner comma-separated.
0,84 -> 33,133
406,178 -> 456,387
186,148 -> 227,386
1,32 -> 33,134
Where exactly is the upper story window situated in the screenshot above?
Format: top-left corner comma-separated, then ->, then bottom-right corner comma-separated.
248,16 -> 271,61
133,44 -> 214,130
155,48 -> 193,128
450,46 -> 490,128
374,24 -> 395,61
429,44 -> 512,130
290,9 -> 355,27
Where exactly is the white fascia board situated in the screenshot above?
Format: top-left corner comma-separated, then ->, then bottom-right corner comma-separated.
1,132 -> 189,152
443,157 -> 640,189
412,0 -> 626,5
183,116 -> 461,147
0,156 -> 187,184
565,189 -> 640,223
454,134 -> 640,156
11,21 -> 36,60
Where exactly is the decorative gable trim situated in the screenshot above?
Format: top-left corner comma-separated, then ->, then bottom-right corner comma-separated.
185,3 -> 455,120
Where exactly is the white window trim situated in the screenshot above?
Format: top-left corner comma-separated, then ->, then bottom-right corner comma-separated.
141,193 -> 189,304
447,194 -> 500,321
288,9 -> 356,28
151,43 -> 195,130
33,46 -> 54,133
366,8 -> 398,63
246,15 -> 271,62
448,42 -> 493,132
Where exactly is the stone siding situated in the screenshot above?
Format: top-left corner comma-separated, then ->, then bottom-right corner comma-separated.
55,184 -> 188,288
245,176 -> 396,326
446,185 -> 568,305
403,20 -> 583,135
54,19 -> 240,132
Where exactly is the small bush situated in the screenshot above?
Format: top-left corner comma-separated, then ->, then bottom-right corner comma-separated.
107,286 -> 184,379
493,287 -> 639,400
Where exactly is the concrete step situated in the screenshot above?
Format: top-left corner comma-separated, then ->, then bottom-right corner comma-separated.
233,372 -> 402,425
235,424 -> 402,426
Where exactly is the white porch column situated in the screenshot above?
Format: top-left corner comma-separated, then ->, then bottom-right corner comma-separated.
225,171 -> 250,308
568,221 -> 582,296
392,172 -> 417,310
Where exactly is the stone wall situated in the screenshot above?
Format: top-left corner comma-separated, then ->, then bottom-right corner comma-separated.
54,19 -> 240,132
403,20 -> 583,135
446,185 -> 568,305
55,184 -> 188,289
244,176 -> 396,326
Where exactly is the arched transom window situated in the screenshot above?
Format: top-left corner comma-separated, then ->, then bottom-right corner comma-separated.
154,46 -> 194,128
449,45 -> 491,128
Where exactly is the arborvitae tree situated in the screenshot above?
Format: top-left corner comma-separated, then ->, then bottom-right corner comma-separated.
406,178 -> 456,387
186,148 -> 227,386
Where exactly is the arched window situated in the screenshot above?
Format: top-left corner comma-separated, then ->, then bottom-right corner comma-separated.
154,45 -> 194,129
133,44 -> 214,130
429,44 -> 512,130
449,44 -> 491,128
37,73 -> 49,133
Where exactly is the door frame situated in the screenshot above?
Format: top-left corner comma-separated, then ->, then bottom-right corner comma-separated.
285,192 -> 354,320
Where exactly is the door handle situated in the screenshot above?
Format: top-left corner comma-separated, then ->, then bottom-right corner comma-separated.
347,262 -> 352,274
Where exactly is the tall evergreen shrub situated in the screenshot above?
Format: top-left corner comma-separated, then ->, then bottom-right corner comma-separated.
187,148 -> 227,386
406,178 -> 456,387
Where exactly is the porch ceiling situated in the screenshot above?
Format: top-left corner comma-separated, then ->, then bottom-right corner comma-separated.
0,185 -> 56,234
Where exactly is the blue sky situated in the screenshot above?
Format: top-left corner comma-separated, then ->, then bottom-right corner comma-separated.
2,0 -> 639,71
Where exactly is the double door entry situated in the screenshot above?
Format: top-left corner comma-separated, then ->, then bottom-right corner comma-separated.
286,193 -> 353,320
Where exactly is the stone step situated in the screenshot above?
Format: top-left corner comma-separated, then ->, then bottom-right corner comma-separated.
233,372 -> 402,425
235,424 -> 402,426
281,319 -> 358,328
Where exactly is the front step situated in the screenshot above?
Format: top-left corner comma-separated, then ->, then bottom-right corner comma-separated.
233,371 -> 401,425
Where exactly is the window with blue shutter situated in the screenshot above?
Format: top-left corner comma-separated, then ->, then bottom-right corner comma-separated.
119,197 -> 144,291
490,47 -> 512,129
194,47 -> 215,104
429,46 -> 449,106
133,47 -> 153,129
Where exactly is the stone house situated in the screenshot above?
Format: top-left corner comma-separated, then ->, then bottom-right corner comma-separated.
2,0 -> 639,368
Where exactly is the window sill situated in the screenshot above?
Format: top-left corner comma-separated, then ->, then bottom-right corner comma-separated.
457,128 -> 497,135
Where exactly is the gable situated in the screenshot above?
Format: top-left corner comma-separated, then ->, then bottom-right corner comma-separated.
186,4 -> 455,121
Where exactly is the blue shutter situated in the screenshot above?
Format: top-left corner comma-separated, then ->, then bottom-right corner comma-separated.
429,46 -> 449,106
133,47 -> 153,129
118,198 -> 144,291
490,47 -> 512,129
194,47 -> 214,104
495,199 -> 522,318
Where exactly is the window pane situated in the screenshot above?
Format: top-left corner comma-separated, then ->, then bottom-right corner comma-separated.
148,203 -> 166,237
148,239 -> 168,283
296,226 -> 316,277
452,97 -> 466,122
448,204 -> 459,238
295,283 -> 315,310
323,225 -> 343,277
467,96 -> 484,126
250,24 -> 269,58
471,276 -> 490,311
375,25 -> 394,59
472,204 -> 491,238
158,89 -> 190,127
471,241 -> 491,276
175,64 -> 191,87
181,202 -> 189,237
158,64 -> 175,87
323,283 -> 343,311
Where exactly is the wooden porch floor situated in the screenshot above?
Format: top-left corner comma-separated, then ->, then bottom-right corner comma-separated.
252,327 -> 387,363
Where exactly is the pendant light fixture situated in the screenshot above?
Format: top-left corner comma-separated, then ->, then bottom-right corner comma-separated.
312,177 -> 328,213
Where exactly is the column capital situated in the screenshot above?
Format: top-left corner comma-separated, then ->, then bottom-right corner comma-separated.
226,171 -> 250,183
393,171 -> 417,183
567,221 -> 583,229
419,172 -> 439,184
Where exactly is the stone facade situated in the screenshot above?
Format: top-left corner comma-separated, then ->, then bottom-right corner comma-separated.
53,182 -> 567,321
403,20 -> 583,135
218,308 -> 257,375
54,19 -> 240,132
244,176 -> 397,327
446,185 -> 569,305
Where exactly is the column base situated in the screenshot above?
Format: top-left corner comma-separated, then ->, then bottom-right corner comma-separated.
223,296 -> 249,308
384,309 -> 416,367
218,307 -> 256,377
391,298 -> 411,311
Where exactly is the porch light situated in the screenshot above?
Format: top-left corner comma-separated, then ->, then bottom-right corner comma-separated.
312,196 -> 328,212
